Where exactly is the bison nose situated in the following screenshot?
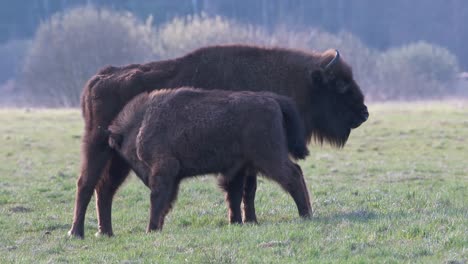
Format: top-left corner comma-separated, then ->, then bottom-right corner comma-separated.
360,105 -> 369,121
362,108 -> 369,121
351,106 -> 369,129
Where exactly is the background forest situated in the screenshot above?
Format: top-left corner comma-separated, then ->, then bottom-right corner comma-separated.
1,0 -> 467,106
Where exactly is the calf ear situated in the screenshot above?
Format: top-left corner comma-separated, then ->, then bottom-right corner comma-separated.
108,133 -> 123,149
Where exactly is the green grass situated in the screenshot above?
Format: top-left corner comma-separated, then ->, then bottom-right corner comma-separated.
0,101 -> 467,263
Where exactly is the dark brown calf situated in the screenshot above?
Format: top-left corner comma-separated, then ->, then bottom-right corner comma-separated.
107,88 -> 311,231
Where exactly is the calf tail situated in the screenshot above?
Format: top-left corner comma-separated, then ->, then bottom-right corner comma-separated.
274,95 -> 309,160
104,129 -> 123,150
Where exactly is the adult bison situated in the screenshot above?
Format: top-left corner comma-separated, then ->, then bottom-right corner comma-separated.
68,45 -> 369,238
107,88 -> 310,231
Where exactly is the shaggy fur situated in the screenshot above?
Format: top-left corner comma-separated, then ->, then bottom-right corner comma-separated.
108,88 -> 311,231
69,44 -> 368,238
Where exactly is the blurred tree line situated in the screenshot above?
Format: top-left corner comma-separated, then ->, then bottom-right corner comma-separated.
1,0 -> 467,69
0,1 -> 465,106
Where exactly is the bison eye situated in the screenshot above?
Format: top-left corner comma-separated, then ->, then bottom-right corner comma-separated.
337,82 -> 349,94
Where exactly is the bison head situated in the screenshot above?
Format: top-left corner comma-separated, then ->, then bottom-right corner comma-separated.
307,49 -> 369,147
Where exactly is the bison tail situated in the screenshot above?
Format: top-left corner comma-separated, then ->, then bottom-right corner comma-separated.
274,96 -> 309,160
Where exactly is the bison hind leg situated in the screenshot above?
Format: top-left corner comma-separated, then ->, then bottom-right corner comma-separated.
256,159 -> 312,219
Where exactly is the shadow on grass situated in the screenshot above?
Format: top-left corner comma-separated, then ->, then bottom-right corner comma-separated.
312,209 -> 414,225
314,209 -> 379,223
254,209 -> 389,227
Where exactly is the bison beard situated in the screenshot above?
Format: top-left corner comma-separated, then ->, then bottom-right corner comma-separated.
107,88 -> 311,231
69,45 -> 368,238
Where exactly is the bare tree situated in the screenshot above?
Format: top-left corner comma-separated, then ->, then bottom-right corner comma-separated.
19,6 -> 156,107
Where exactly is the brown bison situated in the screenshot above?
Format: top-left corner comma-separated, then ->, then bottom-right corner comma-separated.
69,45 -> 368,238
107,88 -> 310,231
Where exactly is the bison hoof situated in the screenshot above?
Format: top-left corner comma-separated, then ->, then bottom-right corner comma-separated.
95,231 -> 113,238
243,219 -> 258,224
229,218 -> 243,225
146,227 -> 162,233
300,212 -> 313,219
67,229 -> 84,239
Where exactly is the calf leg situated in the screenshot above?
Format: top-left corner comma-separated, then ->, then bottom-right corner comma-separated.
242,168 -> 258,223
158,183 -> 180,229
94,154 -> 131,237
219,174 -> 244,224
147,158 -> 180,232
148,184 -> 174,232
68,131 -> 111,238
291,163 -> 312,214
262,161 -> 312,218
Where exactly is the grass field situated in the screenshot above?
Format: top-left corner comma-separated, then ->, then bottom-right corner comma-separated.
0,101 -> 466,263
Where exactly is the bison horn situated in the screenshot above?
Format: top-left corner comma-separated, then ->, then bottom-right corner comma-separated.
324,50 -> 340,70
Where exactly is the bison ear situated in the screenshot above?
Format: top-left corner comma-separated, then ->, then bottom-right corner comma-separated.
310,68 -> 325,86
310,50 -> 340,87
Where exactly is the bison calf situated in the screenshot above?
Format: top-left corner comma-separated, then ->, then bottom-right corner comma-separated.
108,87 -> 311,232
